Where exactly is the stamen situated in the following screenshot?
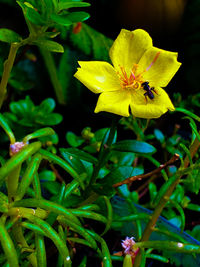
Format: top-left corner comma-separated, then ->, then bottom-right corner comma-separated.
120,66 -> 128,80
130,71 -> 135,80
146,51 -> 161,71
117,64 -> 144,90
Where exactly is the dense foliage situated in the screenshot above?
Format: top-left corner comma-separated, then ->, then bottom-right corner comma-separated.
0,1 -> 200,267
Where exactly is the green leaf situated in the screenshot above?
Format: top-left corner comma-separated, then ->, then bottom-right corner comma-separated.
110,151 -> 135,166
175,107 -> 200,122
123,255 -> 132,267
187,203 -> 200,212
154,129 -> 165,143
43,0 -> 58,14
57,48 -> 73,102
60,148 -> 98,164
10,95 -> 34,115
0,113 -> 15,144
0,142 -> 41,183
42,181 -> 61,195
23,214 -> 71,266
36,113 -> 63,125
0,219 -> 19,267
94,128 -> 109,141
39,149 -> 84,189
51,12 -> 90,26
33,39 -> 64,53
69,23 -> 113,60
39,170 -> 56,181
5,96 -> 63,129
51,13 -> 72,26
58,215 -> 98,250
149,183 -> 157,202
0,192 -> 8,212
66,131 -> 84,147
38,98 -> 56,113
23,127 -> 55,142
43,31 -> 60,39
0,28 -> 22,43
62,11 -> 90,23
111,140 -> 156,154
21,3 -> 46,26
60,148 -> 87,175
58,2 -> 90,11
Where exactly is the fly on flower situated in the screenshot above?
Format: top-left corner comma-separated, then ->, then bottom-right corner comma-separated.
74,29 -> 181,119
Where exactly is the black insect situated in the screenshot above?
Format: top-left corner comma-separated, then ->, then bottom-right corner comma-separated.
141,81 -> 157,101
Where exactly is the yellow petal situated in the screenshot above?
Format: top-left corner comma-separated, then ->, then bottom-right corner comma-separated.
74,61 -> 121,94
138,47 -> 181,87
109,29 -> 153,75
95,90 -> 131,117
130,87 -> 175,119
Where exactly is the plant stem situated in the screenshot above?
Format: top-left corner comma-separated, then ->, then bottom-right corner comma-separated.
7,164 -> 22,203
134,133 -> 200,267
0,43 -> 19,109
133,173 -> 180,266
88,118 -> 117,188
12,224 -> 37,267
40,48 -> 66,105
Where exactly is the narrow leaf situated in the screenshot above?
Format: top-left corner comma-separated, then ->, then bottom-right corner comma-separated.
0,219 -> 19,267
0,28 -> 22,43
0,142 -> 41,183
111,140 -> 156,154
34,39 -> 64,53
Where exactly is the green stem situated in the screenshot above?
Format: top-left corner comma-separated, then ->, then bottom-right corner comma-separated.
7,164 -> 22,203
0,43 -> 19,109
0,113 -> 15,144
39,48 -> 65,105
133,173 -> 181,267
0,218 -> 19,267
12,224 -> 37,267
88,118 -> 117,188
135,240 -> 200,253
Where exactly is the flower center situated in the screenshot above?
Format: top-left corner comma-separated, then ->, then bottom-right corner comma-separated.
117,51 -> 161,91
118,64 -> 144,90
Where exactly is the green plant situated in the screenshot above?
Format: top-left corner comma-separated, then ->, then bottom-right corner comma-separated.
1,0 -> 200,267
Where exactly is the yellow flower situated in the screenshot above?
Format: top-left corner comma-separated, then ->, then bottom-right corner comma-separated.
74,29 -> 181,119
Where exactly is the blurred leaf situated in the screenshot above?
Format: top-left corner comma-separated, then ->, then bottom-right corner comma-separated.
183,167 -> 200,194
60,148 -> 87,175
0,192 -> 8,212
18,2 -> 46,25
57,48 -> 71,96
111,140 -> 156,154
0,29 -> 22,43
66,131 -> 84,147
33,39 -> 64,53
154,129 -> 165,143
187,203 -> 200,212
110,151 -> 135,166
39,170 -> 56,181
60,148 -> 98,164
4,96 -> 62,131
38,98 -> 56,113
94,128 -> 109,141
149,183 -> 157,203
69,23 -> 113,60
42,181 -> 61,195
51,12 -> 89,26
100,166 -> 136,186
189,225 -> 200,241
58,2 -> 90,11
